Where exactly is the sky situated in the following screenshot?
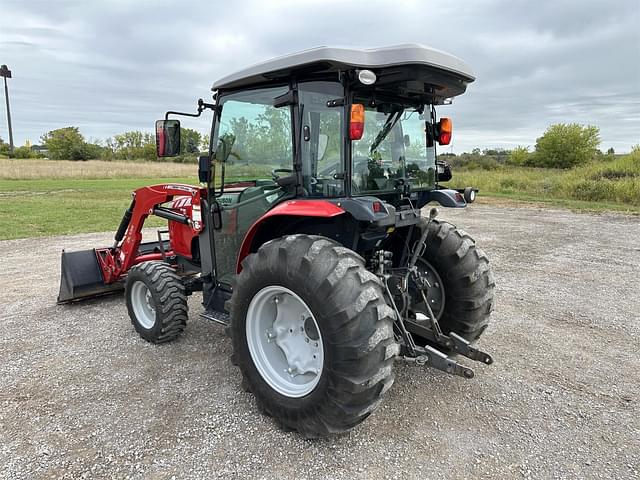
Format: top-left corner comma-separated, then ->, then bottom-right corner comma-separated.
0,0 -> 638,153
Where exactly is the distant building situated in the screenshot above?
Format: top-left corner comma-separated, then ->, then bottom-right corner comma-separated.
31,144 -> 48,155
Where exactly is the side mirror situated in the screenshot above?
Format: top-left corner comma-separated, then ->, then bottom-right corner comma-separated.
215,133 -> 235,163
155,119 -> 181,157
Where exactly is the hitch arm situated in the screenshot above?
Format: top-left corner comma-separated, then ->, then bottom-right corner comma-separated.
449,332 -> 493,365
403,318 -> 493,366
401,345 -> 475,379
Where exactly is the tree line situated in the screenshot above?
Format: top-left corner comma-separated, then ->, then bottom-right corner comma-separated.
441,124 -> 612,170
0,127 -> 208,162
0,122 -> 619,170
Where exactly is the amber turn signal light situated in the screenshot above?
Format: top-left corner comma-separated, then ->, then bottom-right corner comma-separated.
438,117 -> 452,145
350,104 -> 365,140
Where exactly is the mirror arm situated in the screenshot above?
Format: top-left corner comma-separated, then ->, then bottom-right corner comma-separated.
165,98 -> 216,120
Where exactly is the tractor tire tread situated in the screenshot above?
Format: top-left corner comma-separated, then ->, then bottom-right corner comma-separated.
125,261 -> 188,344
230,234 -> 396,438
420,220 -> 495,342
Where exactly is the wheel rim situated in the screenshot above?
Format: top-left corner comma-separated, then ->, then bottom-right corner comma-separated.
246,285 -> 324,398
130,281 -> 156,329
413,258 -> 446,320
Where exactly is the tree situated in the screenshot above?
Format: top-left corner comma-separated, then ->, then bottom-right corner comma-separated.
532,123 -> 600,168
0,136 -> 8,156
201,134 -> 210,151
507,146 -> 529,166
40,127 -> 90,160
606,147 -> 615,155
180,128 -> 202,155
111,131 -> 156,160
12,146 -> 42,159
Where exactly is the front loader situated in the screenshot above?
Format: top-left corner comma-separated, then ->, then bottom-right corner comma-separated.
58,44 -> 494,437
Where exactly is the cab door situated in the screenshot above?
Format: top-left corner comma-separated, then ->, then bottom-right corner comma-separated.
211,85 -> 293,286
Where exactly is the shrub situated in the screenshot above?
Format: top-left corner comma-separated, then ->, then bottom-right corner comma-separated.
12,146 -> 42,159
41,127 -> 91,160
507,146 -> 529,166
531,123 -> 600,169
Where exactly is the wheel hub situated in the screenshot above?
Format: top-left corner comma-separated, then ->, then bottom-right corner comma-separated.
246,286 -> 324,397
413,259 -> 445,320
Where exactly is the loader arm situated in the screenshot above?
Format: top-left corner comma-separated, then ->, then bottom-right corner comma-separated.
97,183 -> 204,284
58,182 -> 206,304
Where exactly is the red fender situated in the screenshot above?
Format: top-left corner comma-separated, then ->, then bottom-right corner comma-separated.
236,200 -> 345,273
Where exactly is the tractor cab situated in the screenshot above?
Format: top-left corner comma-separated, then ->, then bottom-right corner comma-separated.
156,44 -> 477,285
203,44 -> 474,207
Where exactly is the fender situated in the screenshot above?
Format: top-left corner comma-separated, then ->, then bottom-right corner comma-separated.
236,199 -> 345,273
416,188 -> 467,209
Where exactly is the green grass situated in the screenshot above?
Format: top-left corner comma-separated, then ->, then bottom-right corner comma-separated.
454,150 -> 640,209
0,152 -> 638,240
477,191 -> 640,214
0,177 -> 192,239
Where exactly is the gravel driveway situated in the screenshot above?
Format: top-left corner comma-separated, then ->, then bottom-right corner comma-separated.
1,204 -> 638,479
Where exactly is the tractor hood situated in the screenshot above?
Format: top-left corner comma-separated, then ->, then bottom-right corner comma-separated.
212,44 -> 475,104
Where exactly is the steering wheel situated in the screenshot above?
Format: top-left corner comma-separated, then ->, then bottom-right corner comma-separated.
272,168 -> 293,181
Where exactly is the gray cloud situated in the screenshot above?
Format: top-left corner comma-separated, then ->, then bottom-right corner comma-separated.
0,0 -> 638,152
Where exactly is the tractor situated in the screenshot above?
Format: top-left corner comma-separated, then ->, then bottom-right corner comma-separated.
58,44 -> 495,437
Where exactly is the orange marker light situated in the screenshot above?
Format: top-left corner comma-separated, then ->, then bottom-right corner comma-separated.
350,104 -> 365,140
438,117 -> 452,145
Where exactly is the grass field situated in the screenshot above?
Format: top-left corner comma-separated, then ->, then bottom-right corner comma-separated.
454,150 -> 640,209
0,153 -> 638,240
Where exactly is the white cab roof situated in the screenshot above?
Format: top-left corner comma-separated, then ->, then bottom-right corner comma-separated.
212,44 -> 475,90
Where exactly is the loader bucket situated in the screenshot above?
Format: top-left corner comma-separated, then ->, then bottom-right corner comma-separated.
57,249 -> 123,304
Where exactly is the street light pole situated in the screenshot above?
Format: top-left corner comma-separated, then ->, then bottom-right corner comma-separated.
0,65 -> 14,155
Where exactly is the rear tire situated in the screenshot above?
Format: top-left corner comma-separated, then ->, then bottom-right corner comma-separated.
412,220 -> 494,342
125,262 -> 188,343
230,234 -> 398,438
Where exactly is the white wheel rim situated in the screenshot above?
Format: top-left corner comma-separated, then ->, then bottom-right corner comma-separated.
246,286 -> 324,398
130,281 -> 156,329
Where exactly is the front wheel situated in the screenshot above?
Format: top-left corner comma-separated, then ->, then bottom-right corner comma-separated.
230,234 -> 398,437
125,262 -> 188,343
410,220 -> 494,342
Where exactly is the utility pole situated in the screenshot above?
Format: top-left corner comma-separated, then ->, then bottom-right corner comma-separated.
0,65 -> 14,155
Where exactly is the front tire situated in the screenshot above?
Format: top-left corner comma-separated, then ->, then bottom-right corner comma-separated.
125,262 -> 188,343
230,234 -> 398,437
411,220 -> 494,342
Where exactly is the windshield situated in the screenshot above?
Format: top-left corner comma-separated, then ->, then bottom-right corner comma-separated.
351,103 -> 436,195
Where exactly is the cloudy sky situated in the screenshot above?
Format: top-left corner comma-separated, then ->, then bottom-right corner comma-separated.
1,0 -> 638,153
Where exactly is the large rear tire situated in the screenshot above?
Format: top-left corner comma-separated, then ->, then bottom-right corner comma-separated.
230,234 -> 398,438
411,220 -> 494,342
125,262 -> 188,343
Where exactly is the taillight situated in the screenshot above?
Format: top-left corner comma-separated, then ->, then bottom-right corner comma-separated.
350,104 -> 365,140
438,117 -> 452,145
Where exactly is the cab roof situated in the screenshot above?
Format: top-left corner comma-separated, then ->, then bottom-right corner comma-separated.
212,44 -> 475,102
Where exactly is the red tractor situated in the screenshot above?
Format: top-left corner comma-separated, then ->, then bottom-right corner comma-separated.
58,45 -> 494,437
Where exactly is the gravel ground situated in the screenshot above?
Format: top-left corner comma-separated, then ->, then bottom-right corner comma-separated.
1,203 -> 638,479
